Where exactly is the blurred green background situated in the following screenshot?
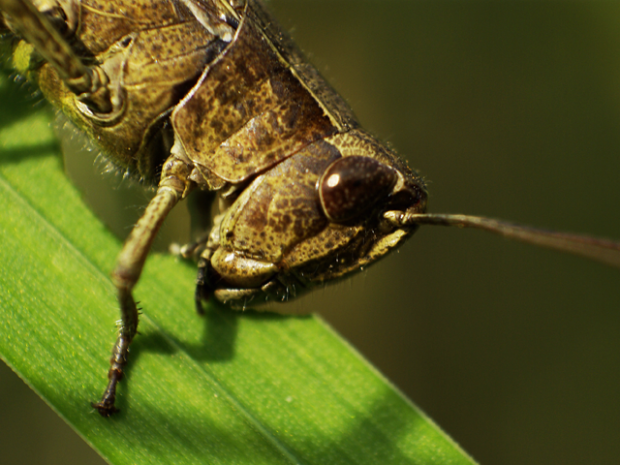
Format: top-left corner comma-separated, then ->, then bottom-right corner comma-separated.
2,1 -> 619,464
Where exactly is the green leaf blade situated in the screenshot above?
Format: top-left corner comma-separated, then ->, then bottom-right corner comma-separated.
0,67 -> 475,464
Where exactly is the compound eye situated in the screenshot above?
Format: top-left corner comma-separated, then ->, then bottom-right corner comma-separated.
318,156 -> 398,223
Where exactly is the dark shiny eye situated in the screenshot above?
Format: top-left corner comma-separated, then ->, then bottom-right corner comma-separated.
318,156 -> 398,223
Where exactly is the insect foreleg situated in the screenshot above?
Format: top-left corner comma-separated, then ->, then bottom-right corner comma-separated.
92,156 -> 192,417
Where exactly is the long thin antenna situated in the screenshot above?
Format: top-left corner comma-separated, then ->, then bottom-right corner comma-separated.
391,212 -> 620,269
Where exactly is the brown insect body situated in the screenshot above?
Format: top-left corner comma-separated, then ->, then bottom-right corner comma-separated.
27,0 -> 425,306
1,0 -> 427,415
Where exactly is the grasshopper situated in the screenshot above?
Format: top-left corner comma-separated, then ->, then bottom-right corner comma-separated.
1,0 -> 619,419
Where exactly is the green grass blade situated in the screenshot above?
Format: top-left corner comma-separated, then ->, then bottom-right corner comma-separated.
0,68 -> 476,464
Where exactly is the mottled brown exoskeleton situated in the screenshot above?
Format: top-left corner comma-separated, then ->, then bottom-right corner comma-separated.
1,0 -> 619,417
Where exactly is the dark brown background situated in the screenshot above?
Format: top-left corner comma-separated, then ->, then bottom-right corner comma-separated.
2,1 -> 619,464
